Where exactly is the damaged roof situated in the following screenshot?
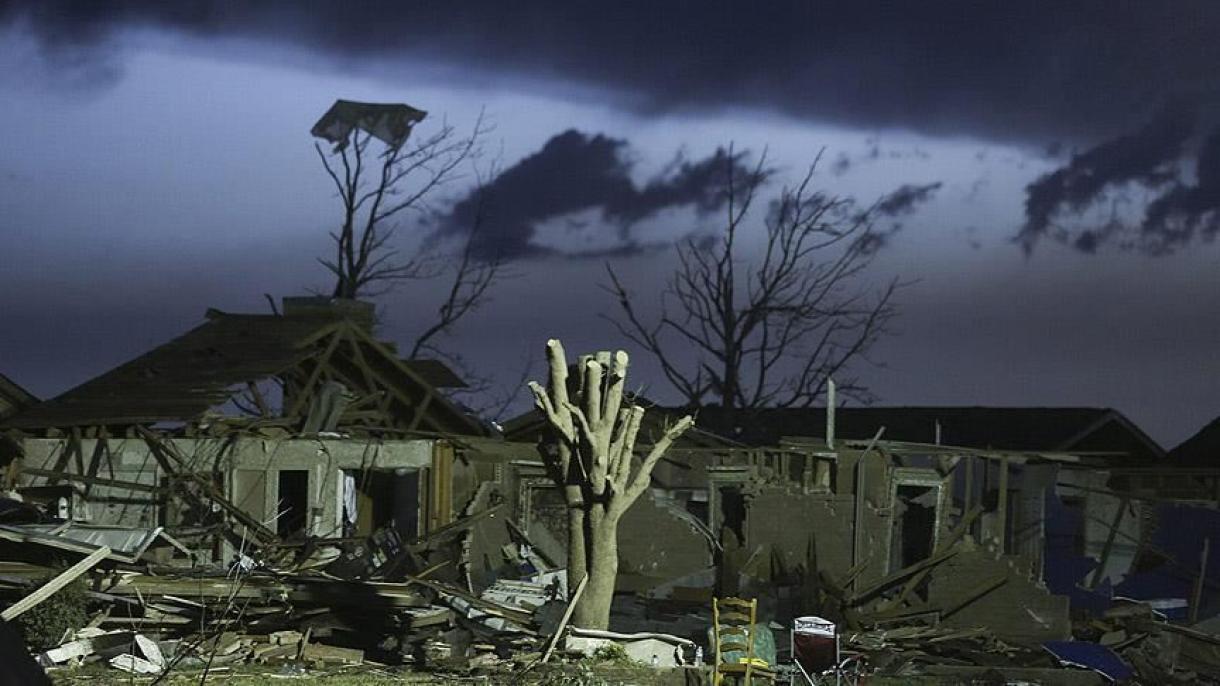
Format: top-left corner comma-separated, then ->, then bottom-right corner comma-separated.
0,372 -> 36,420
686,406 -> 1164,462
2,308 -> 487,436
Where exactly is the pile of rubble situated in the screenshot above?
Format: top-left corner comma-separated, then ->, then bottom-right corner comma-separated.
0,490 -> 598,678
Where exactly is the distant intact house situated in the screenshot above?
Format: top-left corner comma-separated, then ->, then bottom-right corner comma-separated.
0,372 -> 36,420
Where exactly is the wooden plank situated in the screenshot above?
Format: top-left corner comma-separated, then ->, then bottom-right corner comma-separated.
82,434 -> 109,495
284,330 -> 344,418
44,434 -> 78,486
541,574 -> 588,663
995,455 -> 1009,550
21,467 -> 164,494
405,504 -> 504,552
852,427 -> 886,593
1,546 -> 110,621
1088,496 -> 1128,589
429,441 -> 454,531
1192,537 -> 1211,624
136,427 -> 278,544
403,576 -> 534,626
848,546 -> 960,606
70,427 -> 86,476
963,455 -> 974,520
880,505 -> 984,612
938,573 -> 1008,619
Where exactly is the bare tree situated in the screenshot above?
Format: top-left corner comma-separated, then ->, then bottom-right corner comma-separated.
313,111 -> 491,299
606,149 -> 900,410
311,105 -> 507,403
527,340 -> 693,629
407,173 -> 501,360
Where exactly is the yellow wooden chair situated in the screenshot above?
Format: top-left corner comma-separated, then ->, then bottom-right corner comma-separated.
712,596 -> 776,685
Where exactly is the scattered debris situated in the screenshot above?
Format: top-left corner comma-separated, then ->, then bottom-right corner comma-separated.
0,304 -> 1218,683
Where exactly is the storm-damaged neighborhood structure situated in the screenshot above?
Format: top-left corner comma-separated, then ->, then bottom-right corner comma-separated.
1,298 -> 1220,683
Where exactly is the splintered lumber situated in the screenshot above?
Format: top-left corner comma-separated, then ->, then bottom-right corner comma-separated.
406,504 -> 504,552
38,630 -> 134,665
848,546 -> 959,606
938,572 -> 1008,619
1,545 -> 110,621
300,642 -> 363,665
851,427 -> 886,592
20,467 -> 165,494
1089,496 -> 1128,589
102,573 -> 280,601
1192,537 -> 1211,624
878,505 -> 984,612
135,426 -> 278,544
404,576 -> 534,625
541,574 -> 588,664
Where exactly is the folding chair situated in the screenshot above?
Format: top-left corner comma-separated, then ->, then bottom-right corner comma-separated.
712,596 -> 776,686
791,616 -> 839,685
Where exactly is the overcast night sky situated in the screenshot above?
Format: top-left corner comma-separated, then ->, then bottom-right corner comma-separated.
2,2 -> 1220,448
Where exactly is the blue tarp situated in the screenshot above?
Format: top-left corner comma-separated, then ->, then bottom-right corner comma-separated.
1044,641 -> 1133,682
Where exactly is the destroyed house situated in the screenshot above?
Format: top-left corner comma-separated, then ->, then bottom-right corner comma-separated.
685,406 -> 1220,629
0,298 -> 502,563
503,404 -> 1194,644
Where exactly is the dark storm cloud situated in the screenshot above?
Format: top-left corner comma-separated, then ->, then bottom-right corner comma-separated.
853,181 -> 942,256
5,1 -> 1220,144
876,182 -> 942,218
1017,104 -> 1220,255
438,129 -> 747,260
1018,105 -> 1196,253
1139,131 -> 1220,253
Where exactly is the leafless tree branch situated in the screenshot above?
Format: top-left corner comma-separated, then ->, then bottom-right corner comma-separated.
605,146 -> 904,410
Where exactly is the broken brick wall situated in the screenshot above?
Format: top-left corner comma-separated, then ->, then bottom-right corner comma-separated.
744,486 -> 856,583
927,546 -> 1071,645
617,490 -> 714,592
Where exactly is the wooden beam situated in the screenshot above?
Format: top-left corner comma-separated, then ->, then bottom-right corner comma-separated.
1,546 -> 110,621
20,468 -> 164,494
995,455 -> 1009,551
136,427 -> 278,544
70,427 -> 86,475
848,546 -> 960,606
852,427 -> 886,592
344,323 -> 477,434
1088,496 -> 1127,589
285,331 -> 345,418
938,573 -> 1008,619
344,332 -> 383,394
82,433 -> 108,496
541,574 -> 589,663
44,434 -> 78,486
246,381 -> 272,417
407,393 -> 435,433
1192,537 -> 1211,624
963,455 -> 974,520
879,505 -> 984,612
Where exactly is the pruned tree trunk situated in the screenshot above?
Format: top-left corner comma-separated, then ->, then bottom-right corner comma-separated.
528,339 -> 693,630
